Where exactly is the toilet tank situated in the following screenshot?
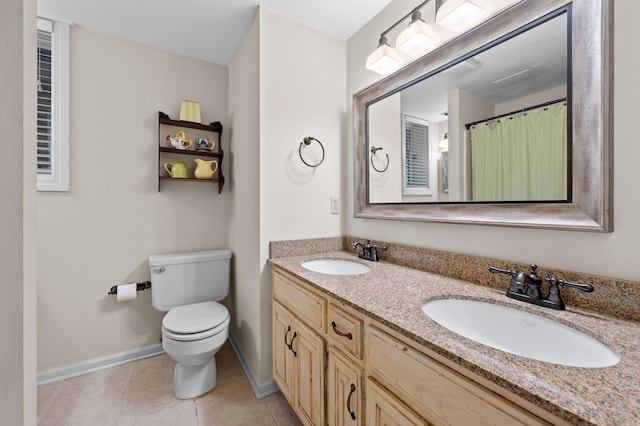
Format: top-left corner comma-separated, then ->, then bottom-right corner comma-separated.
149,249 -> 232,312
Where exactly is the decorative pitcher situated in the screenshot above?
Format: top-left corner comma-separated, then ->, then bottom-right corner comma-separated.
194,159 -> 219,180
164,161 -> 188,178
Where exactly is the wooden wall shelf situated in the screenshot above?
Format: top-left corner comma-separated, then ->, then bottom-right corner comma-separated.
157,111 -> 225,193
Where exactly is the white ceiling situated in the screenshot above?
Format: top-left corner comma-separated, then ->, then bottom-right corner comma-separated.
37,0 -> 392,65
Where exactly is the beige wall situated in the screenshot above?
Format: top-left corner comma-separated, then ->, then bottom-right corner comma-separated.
1,0 -> 37,422
346,0 -> 640,282
369,93 -> 402,203
228,7 -> 345,387
495,85 -> 566,115
228,12 -> 263,383
259,6 -> 344,382
37,27 -> 230,370
1,0 -> 24,423
23,0 -> 38,422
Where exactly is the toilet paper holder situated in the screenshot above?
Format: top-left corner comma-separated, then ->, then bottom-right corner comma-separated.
107,281 -> 151,295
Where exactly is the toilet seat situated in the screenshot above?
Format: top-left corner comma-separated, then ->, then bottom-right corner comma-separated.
162,301 -> 229,342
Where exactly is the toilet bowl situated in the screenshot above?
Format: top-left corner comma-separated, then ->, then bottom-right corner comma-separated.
162,301 -> 230,399
149,249 -> 232,399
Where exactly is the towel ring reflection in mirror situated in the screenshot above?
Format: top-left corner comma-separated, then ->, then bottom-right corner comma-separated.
370,146 -> 389,173
299,136 -> 325,168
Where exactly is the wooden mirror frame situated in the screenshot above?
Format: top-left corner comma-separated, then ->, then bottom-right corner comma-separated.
354,0 -> 612,232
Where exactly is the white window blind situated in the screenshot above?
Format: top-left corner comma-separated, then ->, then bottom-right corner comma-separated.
37,20 -> 53,175
37,17 -> 70,192
404,119 -> 430,192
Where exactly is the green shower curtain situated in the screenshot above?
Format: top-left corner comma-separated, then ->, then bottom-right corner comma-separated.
470,103 -> 567,201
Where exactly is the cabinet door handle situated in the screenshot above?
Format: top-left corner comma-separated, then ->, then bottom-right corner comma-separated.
290,332 -> 297,357
284,325 -> 293,350
346,383 -> 356,421
331,321 -> 353,340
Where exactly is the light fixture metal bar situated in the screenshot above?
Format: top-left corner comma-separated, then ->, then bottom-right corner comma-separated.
379,0 -> 433,38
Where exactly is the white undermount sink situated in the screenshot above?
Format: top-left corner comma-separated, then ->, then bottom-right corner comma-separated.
301,259 -> 371,275
422,299 -> 620,368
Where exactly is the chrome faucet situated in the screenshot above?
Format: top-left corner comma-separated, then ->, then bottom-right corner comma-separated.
352,239 -> 387,262
489,264 -> 594,310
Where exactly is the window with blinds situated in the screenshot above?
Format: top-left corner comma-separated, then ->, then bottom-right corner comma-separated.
37,18 -> 69,191
403,116 -> 431,195
37,21 -> 53,176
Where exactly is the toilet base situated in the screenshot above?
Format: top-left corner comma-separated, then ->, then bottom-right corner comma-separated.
173,357 -> 217,399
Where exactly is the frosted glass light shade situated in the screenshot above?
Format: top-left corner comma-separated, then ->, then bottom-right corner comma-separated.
396,20 -> 439,56
366,42 -> 404,75
438,133 -> 449,150
437,0 -> 489,31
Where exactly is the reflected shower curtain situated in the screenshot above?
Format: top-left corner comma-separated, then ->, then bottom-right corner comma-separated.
470,103 -> 567,201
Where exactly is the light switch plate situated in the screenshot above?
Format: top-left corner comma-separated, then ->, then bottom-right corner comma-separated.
330,197 -> 340,214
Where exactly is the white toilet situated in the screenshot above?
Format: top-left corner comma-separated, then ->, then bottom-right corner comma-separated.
149,249 -> 232,399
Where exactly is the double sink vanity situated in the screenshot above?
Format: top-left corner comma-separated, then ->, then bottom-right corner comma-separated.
269,240 -> 640,426
268,1 -> 627,423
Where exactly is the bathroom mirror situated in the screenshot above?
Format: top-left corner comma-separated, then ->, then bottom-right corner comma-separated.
354,0 -> 612,231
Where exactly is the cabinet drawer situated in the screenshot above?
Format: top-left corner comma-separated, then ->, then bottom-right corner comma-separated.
328,304 -> 363,359
273,269 -> 326,333
365,378 -> 428,426
366,327 -> 549,426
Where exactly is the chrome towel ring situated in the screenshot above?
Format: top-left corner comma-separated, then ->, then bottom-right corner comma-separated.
299,136 -> 325,168
370,146 -> 389,173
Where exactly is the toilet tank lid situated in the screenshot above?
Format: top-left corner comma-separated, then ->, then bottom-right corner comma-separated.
148,249 -> 231,267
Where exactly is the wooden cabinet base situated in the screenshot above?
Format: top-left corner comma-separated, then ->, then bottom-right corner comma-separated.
271,266 -> 556,426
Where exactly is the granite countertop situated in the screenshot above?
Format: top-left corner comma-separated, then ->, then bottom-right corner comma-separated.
269,251 -> 640,426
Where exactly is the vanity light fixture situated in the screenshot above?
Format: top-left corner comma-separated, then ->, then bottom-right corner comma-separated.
436,0 -> 489,31
396,8 -> 439,56
366,0 -> 492,75
365,34 -> 404,75
439,133 -> 449,150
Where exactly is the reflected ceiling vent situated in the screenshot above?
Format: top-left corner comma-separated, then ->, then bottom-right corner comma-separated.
492,69 -> 533,88
441,57 -> 483,79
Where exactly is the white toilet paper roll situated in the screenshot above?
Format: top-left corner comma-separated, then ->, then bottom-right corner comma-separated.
117,283 -> 137,302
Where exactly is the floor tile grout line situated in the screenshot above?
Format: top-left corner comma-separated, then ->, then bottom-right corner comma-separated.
116,362 -> 133,425
38,381 -> 61,425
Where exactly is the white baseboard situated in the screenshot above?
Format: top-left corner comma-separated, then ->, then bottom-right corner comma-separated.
37,344 -> 164,386
228,333 -> 279,399
37,335 -> 279,398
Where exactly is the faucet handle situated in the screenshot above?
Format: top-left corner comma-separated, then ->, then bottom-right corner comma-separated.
489,266 -> 517,276
489,266 -> 525,294
545,277 -> 594,293
544,277 -> 594,311
544,277 -> 566,310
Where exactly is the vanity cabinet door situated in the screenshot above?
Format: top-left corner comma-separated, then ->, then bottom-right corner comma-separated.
273,302 -> 295,402
273,300 -> 325,426
293,319 -> 325,426
327,349 -> 361,426
365,378 -> 428,426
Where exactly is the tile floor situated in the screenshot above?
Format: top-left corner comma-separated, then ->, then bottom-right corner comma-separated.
37,342 -> 302,426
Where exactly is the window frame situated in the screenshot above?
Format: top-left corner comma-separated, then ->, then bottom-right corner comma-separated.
37,17 -> 70,192
402,114 -> 433,196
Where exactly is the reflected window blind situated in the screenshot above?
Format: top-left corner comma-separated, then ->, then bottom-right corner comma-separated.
37,23 -> 53,175
404,121 -> 429,188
